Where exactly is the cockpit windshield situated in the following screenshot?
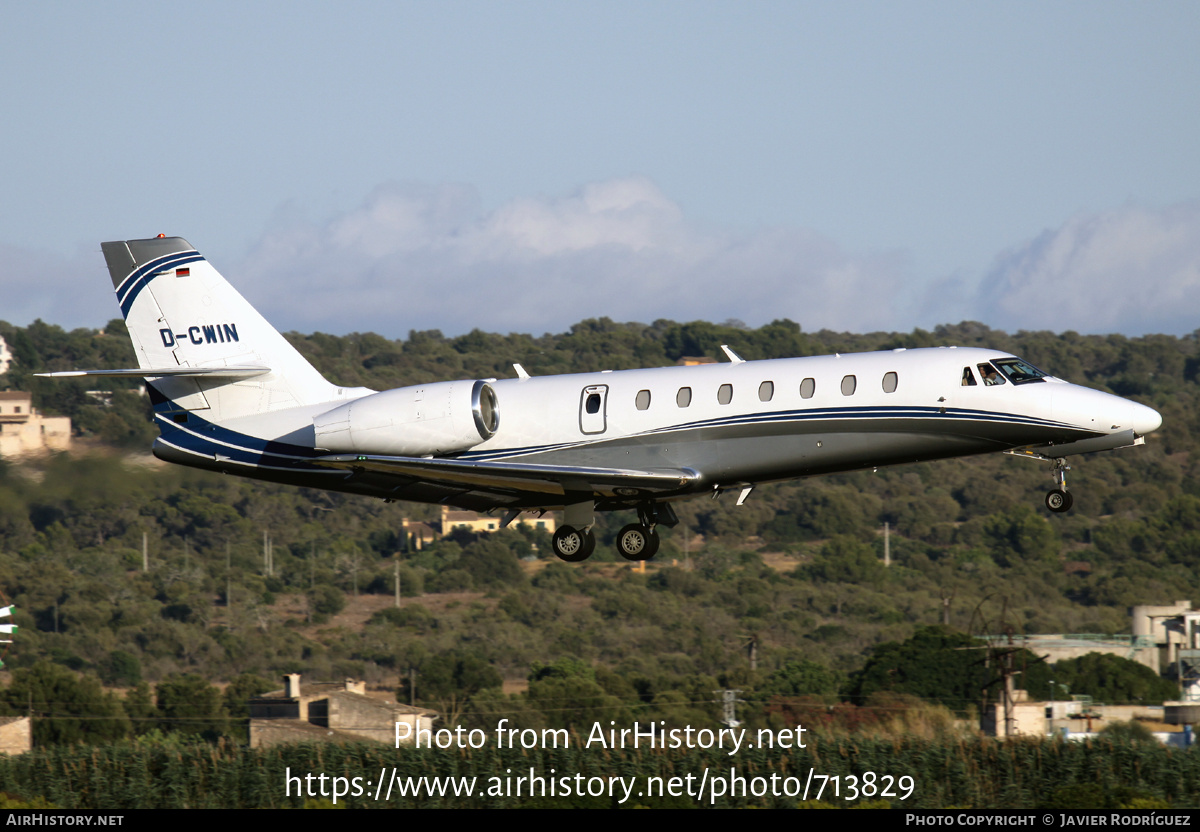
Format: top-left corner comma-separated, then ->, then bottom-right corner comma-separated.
991,358 -> 1048,385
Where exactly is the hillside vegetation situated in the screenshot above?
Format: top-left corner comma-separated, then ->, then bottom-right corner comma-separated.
0,316 -> 1196,742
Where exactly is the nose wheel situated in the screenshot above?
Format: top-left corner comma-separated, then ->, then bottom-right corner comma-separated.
1045,490 -> 1073,512
1045,458 -> 1073,513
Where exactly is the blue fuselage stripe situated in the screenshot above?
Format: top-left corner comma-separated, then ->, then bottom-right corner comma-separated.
153,400 -> 1082,471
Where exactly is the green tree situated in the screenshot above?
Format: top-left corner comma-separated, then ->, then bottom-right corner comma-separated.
848,626 -> 1001,713
155,674 -> 226,739
1023,653 -> 1180,704
0,661 -> 130,745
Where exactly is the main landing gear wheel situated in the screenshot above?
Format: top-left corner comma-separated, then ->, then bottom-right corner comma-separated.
552,525 -> 596,562
1045,490 -> 1074,513
616,524 -> 660,561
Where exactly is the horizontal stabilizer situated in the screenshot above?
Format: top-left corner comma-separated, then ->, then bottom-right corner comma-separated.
313,454 -> 701,499
36,366 -> 271,380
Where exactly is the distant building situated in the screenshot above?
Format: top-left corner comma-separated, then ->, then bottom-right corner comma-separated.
676,356 -> 717,366
0,716 -> 31,755
0,336 -> 12,376
439,504 -> 556,537
982,689 -> 1181,743
248,674 -> 437,748
0,392 -> 70,456
401,518 -> 439,551
0,715 -> 31,753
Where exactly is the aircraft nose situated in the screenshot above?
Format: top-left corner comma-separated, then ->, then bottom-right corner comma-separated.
1127,400 -> 1162,436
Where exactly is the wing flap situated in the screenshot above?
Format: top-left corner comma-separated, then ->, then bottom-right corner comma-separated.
313,453 -> 701,498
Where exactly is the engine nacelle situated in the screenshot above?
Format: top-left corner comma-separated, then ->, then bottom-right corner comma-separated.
313,379 -> 499,456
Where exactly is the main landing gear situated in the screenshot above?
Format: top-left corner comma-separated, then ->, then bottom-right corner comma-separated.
549,500 -> 676,562
551,525 -> 595,562
1045,458 -> 1074,513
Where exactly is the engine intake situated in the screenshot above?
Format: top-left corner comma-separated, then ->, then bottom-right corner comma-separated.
313,379 -> 498,456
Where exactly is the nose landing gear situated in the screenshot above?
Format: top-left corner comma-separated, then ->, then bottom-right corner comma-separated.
1045,458 -> 1073,513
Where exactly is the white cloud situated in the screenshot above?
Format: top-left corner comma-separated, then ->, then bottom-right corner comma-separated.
975,203 -> 1200,335
235,178 -> 912,337
5,183 -> 1199,340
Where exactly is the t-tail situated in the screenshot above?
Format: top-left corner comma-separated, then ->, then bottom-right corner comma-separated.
40,236 -> 342,423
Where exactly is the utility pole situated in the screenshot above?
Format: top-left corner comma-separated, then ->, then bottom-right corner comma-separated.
716,689 -> 743,727
883,522 -> 891,567
142,532 -> 148,573
394,558 -> 401,609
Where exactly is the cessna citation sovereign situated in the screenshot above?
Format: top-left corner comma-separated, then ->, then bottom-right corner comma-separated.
42,236 -> 1162,563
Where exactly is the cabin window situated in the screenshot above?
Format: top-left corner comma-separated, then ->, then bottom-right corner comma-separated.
841,375 -> 856,396
717,383 -> 733,405
977,363 -> 1006,386
962,367 -> 977,386
585,393 -> 602,414
882,371 -> 898,393
635,389 -> 651,410
800,378 -> 815,399
758,381 -> 774,402
676,387 -> 692,407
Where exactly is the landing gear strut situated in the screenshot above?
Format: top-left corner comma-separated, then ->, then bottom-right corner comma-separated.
1045,458 -> 1073,513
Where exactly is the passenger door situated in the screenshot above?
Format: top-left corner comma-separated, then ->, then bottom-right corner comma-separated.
579,385 -> 608,434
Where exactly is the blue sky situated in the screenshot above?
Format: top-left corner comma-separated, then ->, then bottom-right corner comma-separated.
3,1 -> 1199,337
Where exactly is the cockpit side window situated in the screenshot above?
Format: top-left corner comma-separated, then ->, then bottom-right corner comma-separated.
961,367 -> 977,387
977,363 -> 1006,386
993,358 -> 1048,385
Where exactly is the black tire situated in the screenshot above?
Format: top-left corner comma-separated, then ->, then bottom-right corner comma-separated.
1045,490 -> 1073,513
552,525 -> 595,562
617,524 -> 650,561
617,524 -> 660,561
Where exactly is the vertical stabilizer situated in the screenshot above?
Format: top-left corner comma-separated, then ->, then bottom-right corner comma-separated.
102,237 -> 339,419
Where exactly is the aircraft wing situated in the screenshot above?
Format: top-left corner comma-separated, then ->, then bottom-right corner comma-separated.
312,453 -> 702,500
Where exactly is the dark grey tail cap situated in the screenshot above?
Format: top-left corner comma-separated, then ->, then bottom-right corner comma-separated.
100,237 -> 194,288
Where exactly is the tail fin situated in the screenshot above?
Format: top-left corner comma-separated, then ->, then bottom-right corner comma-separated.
101,236 -> 339,419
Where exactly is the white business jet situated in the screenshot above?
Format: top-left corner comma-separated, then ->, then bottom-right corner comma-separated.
40,237 -> 1162,563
